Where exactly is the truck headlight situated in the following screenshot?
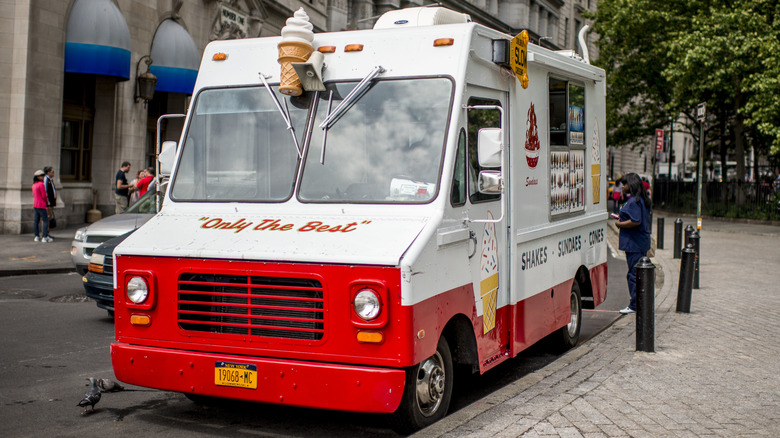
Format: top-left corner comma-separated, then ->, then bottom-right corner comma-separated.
73,228 -> 87,242
126,276 -> 149,304
354,289 -> 381,321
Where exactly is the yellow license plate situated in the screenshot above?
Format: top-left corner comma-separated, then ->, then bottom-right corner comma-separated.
214,361 -> 257,389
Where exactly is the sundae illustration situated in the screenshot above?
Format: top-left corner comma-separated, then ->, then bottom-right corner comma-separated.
480,213 -> 499,334
525,104 -> 540,168
277,8 -> 314,96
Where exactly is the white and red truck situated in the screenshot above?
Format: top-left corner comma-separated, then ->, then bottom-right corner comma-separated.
111,6 -> 608,432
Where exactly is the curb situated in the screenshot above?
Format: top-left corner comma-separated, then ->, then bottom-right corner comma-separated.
0,267 -> 76,278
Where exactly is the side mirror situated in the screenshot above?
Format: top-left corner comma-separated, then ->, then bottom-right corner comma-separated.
478,170 -> 502,195
477,127 -> 502,167
158,141 -> 177,176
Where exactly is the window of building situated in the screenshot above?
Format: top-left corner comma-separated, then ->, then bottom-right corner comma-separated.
60,74 -> 95,182
549,79 -> 586,217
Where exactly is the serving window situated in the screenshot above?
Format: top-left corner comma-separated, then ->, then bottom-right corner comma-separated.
549,78 -> 586,217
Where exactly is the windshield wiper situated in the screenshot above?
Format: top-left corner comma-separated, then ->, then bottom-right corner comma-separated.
319,66 -> 385,131
258,73 -> 302,158
319,90 -> 333,164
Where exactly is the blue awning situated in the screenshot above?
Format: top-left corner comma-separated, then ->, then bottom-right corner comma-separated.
64,0 -> 131,80
150,20 -> 200,94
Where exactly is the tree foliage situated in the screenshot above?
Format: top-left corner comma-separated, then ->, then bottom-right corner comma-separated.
589,0 -> 780,176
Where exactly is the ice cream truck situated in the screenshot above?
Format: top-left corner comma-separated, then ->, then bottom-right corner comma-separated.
111,6 -> 607,432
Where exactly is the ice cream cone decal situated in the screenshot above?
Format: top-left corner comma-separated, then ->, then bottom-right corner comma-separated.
525,103 -> 540,168
480,212 -> 499,334
278,8 -> 314,96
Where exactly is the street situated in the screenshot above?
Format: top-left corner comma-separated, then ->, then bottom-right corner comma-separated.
0,254 -> 629,437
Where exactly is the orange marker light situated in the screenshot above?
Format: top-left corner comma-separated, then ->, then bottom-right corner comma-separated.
212,52 -> 227,61
356,330 -> 384,344
345,44 -> 364,52
318,46 -> 337,53
433,38 -> 455,47
130,314 -> 151,327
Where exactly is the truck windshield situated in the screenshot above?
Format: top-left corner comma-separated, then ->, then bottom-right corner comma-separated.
171,78 -> 452,203
300,78 -> 452,203
171,86 -> 310,201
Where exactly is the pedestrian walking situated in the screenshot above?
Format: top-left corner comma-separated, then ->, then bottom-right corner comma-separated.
613,172 -> 651,314
115,161 -> 134,214
32,169 -> 52,242
43,166 -> 57,228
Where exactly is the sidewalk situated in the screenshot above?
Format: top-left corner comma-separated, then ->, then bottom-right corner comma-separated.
0,223 -> 85,276
415,214 -> 780,437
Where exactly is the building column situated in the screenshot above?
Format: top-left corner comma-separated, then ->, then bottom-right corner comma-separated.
1,0 -> 31,233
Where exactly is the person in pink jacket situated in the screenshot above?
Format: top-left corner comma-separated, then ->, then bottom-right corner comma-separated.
32,169 -> 52,242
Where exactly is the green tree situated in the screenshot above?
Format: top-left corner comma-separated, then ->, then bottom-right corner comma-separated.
590,0 -> 780,179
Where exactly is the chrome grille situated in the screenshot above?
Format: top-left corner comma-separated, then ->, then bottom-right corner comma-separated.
177,273 -> 325,340
86,235 -> 112,244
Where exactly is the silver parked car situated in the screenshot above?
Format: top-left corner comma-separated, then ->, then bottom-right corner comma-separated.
70,186 -> 164,275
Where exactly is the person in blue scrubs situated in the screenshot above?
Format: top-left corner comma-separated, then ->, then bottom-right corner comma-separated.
614,173 -> 652,314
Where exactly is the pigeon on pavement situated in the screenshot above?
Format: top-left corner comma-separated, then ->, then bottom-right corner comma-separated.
78,377 -> 101,413
97,378 -> 124,392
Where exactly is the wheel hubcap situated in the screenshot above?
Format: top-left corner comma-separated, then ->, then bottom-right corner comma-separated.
567,292 -> 579,337
415,351 -> 445,417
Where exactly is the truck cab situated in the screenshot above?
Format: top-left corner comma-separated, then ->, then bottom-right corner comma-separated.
111,7 -> 607,432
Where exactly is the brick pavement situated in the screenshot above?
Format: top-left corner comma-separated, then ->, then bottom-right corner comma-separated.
415,216 -> 780,437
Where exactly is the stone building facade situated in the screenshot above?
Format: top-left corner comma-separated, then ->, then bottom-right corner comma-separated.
0,0 -> 597,234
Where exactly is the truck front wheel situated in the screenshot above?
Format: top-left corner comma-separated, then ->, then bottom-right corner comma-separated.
391,336 -> 453,434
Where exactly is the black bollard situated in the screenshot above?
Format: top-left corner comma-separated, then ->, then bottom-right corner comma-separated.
688,231 -> 700,289
656,217 -> 665,250
635,256 -> 655,352
673,218 -> 683,259
677,244 -> 695,313
684,224 -> 695,242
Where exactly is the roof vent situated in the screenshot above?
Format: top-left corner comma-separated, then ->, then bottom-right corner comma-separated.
373,7 -> 471,29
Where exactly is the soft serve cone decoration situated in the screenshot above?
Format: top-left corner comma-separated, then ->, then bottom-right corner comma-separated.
278,8 -> 314,96
480,214 -> 499,334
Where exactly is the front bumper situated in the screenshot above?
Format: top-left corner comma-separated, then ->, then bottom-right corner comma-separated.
111,343 -> 406,413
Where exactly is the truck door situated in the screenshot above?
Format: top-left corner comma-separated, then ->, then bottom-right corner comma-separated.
464,97 -> 510,368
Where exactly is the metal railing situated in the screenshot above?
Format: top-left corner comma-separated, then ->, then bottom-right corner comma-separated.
652,180 -> 780,221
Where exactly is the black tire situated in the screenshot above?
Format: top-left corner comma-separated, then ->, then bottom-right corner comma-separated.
391,336 -> 454,434
558,280 -> 582,350
183,393 -> 219,405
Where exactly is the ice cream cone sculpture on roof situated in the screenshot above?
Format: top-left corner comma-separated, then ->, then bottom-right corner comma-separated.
278,8 -> 314,96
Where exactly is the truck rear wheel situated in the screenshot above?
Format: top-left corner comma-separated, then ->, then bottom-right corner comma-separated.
558,280 -> 582,350
391,336 -> 453,434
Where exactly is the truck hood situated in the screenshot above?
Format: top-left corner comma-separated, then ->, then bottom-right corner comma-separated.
115,211 -> 429,266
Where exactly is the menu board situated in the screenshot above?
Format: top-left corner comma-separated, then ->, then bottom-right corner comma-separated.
551,151 -> 570,215
550,149 -> 586,215
569,150 -> 585,212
